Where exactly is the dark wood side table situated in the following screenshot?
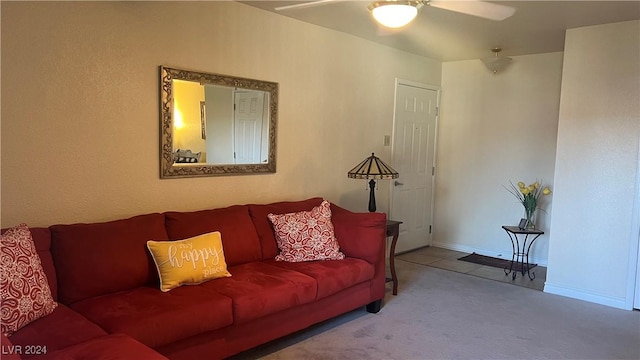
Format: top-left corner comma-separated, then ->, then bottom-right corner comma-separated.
502,225 -> 543,280
386,220 -> 402,295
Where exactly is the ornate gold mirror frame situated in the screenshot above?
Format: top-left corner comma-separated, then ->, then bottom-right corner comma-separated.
159,66 -> 278,178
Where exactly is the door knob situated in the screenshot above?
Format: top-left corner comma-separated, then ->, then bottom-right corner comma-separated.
394,181 -> 404,186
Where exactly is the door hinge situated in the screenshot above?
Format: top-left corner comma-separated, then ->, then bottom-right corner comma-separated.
429,225 -> 432,234
432,166 -> 435,176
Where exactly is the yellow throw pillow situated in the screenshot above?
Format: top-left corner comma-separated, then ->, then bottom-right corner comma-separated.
147,231 -> 231,292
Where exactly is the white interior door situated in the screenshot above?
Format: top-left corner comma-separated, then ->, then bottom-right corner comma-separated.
390,80 -> 440,253
234,90 -> 264,164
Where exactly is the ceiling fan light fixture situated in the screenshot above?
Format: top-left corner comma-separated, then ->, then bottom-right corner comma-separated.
481,47 -> 512,74
368,1 -> 424,28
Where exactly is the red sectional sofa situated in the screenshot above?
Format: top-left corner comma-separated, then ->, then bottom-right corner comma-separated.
1,198 -> 387,359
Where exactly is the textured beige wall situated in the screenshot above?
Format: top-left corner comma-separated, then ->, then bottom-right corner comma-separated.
545,20 -> 640,309
0,1 -> 441,227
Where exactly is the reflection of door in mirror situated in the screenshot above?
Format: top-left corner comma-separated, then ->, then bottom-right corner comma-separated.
234,90 -> 269,164
204,87 -> 269,164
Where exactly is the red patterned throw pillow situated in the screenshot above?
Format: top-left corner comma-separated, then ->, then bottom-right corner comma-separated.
268,200 -> 345,262
1,224 -> 57,336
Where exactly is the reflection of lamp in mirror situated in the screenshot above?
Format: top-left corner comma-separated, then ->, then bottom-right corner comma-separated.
173,106 -> 184,129
348,153 -> 399,212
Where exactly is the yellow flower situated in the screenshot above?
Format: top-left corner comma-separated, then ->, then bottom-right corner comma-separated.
533,182 -> 540,189
521,187 -> 530,195
518,181 -> 525,189
542,187 -> 552,195
528,185 -> 535,192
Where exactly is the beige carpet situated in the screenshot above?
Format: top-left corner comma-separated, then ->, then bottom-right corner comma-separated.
233,260 -> 640,360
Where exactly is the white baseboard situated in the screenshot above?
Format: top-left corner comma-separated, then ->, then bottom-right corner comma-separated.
431,241 -> 548,267
543,282 -> 630,310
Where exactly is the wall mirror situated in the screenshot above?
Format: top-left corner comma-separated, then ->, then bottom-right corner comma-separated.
160,66 -> 278,178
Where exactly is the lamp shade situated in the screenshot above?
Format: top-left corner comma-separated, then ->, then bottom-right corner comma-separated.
481,56 -> 511,73
348,153 -> 398,212
348,153 -> 399,180
368,1 -> 423,28
481,48 -> 512,74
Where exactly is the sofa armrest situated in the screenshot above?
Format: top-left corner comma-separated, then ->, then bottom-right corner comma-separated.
1,333 -> 22,360
330,204 -> 387,264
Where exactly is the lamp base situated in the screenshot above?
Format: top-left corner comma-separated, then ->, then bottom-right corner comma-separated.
368,179 -> 376,212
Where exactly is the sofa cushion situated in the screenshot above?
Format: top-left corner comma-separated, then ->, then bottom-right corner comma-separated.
268,200 -> 345,262
248,197 -> 324,259
199,262 -> 317,324
50,213 -> 168,304
70,286 -> 233,349
266,257 -> 374,299
164,205 -> 262,267
1,224 -> 58,336
147,232 -> 231,292
0,227 -> 58,301
8,304 -> 107,354
42,334 -> 168,360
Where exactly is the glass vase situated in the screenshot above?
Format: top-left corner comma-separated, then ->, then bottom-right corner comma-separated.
524,208 -> 536,230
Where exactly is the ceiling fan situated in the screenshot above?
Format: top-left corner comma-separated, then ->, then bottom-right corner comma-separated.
275,0 -> 516,28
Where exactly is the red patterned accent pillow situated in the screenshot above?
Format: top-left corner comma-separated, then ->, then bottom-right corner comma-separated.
1,224 -> 57,336
268,200 -> 345,262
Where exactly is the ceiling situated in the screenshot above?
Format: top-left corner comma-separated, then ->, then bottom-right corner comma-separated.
239,1 -> 640,61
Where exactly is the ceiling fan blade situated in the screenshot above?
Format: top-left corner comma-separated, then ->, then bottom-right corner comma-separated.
275,0 -> 344,11
428,0 -> 516,21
